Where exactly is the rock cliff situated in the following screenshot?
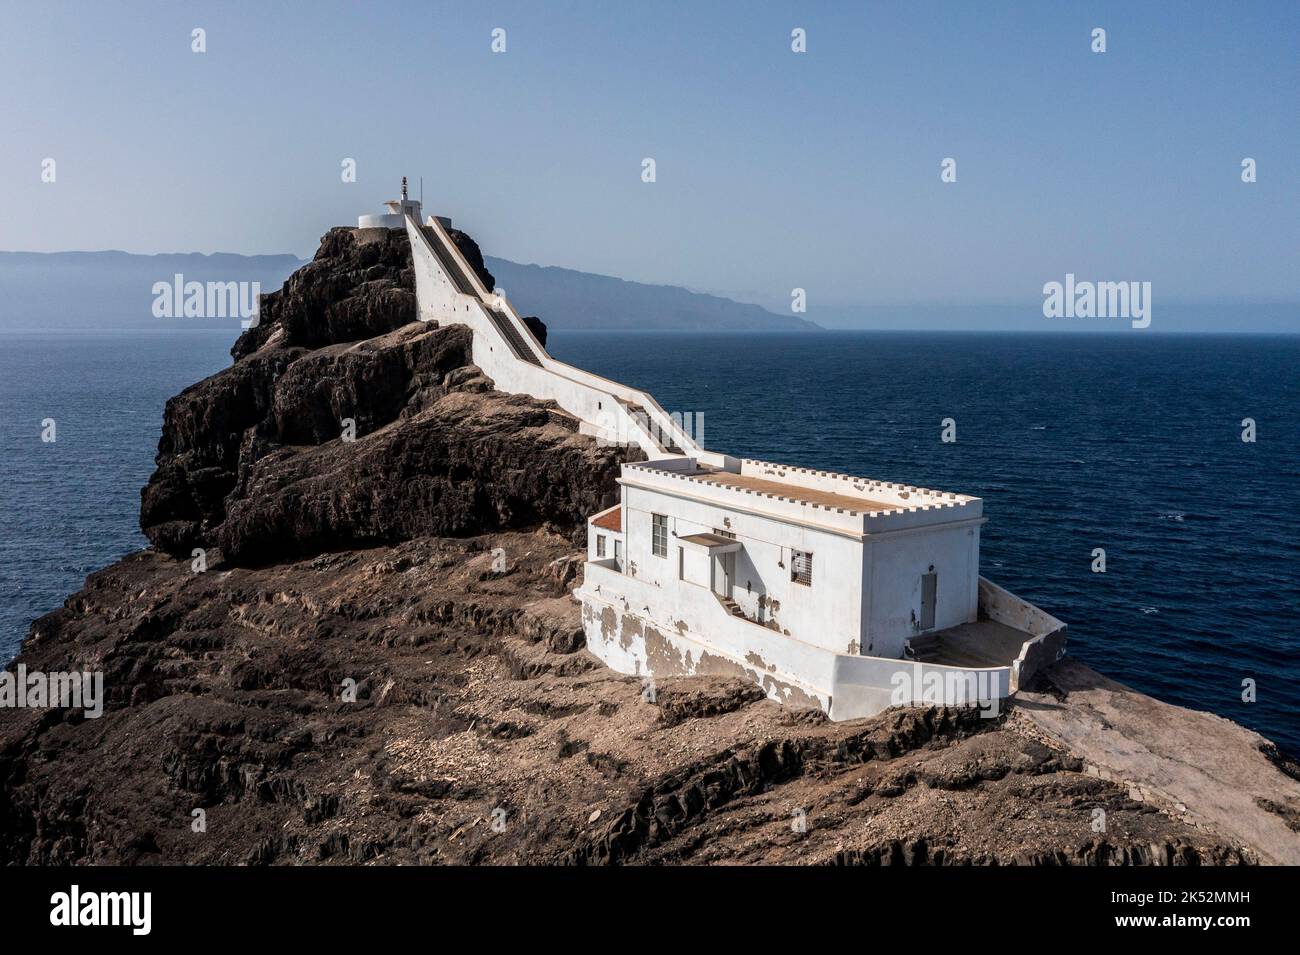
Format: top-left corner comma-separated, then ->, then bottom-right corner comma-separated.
138,226 -> 615,563
1,224 -> 1296,866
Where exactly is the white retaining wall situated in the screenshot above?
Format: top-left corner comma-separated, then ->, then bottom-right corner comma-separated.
978,576 -> 1068,689
578,559 -> 1014,722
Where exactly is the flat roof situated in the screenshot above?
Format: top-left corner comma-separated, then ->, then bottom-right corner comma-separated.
620,458 -> 979,527
689,471 -> 897,513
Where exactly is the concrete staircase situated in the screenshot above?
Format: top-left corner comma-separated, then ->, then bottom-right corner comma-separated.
485,307 -> 543,366
904,633 -> 941,663
408,212 -> 716,463
422,226 -> 478,295
718,597 -> 746,619
617,397 -> 682,454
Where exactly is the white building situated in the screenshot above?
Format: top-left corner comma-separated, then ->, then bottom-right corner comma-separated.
364,184 -> 1067,721
580,458 -> 1066,719
358,177 -> 449,230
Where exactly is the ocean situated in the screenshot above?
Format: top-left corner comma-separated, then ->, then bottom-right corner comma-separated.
3,329 -> 1298,753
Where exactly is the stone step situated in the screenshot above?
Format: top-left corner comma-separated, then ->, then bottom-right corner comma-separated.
905,634 -> 942,662
485,308 -> 543,366
719,598 -> 746,617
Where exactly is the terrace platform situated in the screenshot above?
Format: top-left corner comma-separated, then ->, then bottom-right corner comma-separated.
907,619 -> 1034,669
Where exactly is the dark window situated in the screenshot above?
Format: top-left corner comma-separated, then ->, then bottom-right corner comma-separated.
791,550 -> 813,586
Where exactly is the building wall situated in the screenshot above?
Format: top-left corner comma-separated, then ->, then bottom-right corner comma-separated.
863,522 -> 981,658
979,576 -> 1067,690
357,213 -> 406,229
828,653 -> 1010,720
679,546 -> 711,589
408,227 -> 479,321
579,559 -> 835,711
621,483 -> 866,655
578,559 -> 1014,722
587,521 -> 624,569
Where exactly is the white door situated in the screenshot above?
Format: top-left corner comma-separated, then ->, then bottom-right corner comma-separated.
920,571 -> 937,630
712,553 -> 734,599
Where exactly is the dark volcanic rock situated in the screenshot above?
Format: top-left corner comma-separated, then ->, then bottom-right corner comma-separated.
438,226 -> 495,294
140,226 -> 619,561
232,227 -> 416,360
218,386 -> 623,564
0,541 -> 1255,866
521,316 -> 547,348
231,225 -> 494,361
267,324 -> 472,445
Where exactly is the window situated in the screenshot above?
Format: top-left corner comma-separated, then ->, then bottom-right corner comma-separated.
791,549 -> 813,586
712,527 -> 736,539
651,514 -> 668,557
596,535 -> 606,558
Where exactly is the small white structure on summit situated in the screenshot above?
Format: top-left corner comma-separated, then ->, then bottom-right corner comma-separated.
358,177 -> 452,231
359,182 -> 1067,721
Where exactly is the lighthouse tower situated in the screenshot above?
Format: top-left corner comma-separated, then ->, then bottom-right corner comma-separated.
358,177 -> 424,229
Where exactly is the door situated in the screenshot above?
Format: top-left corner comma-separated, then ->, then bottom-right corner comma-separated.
920,571 -> 937,631
712,552 -> 734,599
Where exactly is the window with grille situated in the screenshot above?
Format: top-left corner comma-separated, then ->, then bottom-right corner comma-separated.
651,514 -> 668,557
791,549 -> 813,586
596,535 -> 606,558
712,527 -> 736,539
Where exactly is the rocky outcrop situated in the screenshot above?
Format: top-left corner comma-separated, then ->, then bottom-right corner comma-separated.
139,226 -> 621,560
230,225 -> 492,360
0,538 -> 1255,865
521,316 -> 547,348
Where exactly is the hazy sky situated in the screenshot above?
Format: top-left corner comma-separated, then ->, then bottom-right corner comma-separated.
1,0 -> 1296,312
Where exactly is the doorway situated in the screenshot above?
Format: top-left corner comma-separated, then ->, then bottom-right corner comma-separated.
920,569 -> 937,631
712,552 -> 734,599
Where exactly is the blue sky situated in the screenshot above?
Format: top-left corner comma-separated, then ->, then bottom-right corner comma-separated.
1,0 -> 1295,314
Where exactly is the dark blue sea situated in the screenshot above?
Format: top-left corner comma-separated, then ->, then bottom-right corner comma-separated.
3,329 -> 1298,753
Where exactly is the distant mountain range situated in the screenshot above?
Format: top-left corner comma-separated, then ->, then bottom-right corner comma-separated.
0,249 -> 817,333
483,257 -> 816,332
